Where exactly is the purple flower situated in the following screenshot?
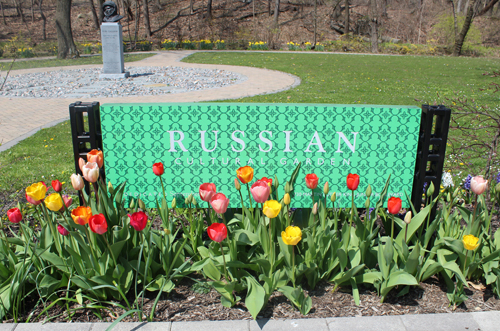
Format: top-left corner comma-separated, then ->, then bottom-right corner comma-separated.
496,172 -> 500,184
464,174 -> 472,190
423,182 -> 428,193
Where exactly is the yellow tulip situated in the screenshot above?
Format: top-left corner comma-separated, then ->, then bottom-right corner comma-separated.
26,182 -> 47,201
263,200 -> 281,218
463,234 -> 479,251
283,193 -> 291,205
44,193 -> 63,212
281,226 -> 302,245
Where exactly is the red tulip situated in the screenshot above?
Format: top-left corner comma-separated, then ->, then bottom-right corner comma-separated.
51,180 -> 62,192
251,180 -> 271,203
128,211 -> 148,231
387,197 -> 402,215
89,214 -> 108,234
260,177 -> 273,186
346,173 -> 360,191
153,162 -> 164,176
305,174 -> 319,190
210,193 -> 230,214
207,223 -> 227,243
199,183 -> 217,202
7,208 -> 22,223
57,224 -> 69,236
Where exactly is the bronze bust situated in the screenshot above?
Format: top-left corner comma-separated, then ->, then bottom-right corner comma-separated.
102,1 -> 124,22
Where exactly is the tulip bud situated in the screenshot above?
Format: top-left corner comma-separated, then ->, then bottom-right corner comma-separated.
78,158 -> 86,172
70,173 -> 84,191
446,192 -> 452,202
323,181 -> 329,195
108,181 -> 114,195
185,196 -> 190,205
365,184 -> 372,198
284,193 -> 291,205
404,211 -> 412,225
427,182 -> 435,196
192,196 -> 198,206
496,182 -> 500,194
285,182 -> 291,193
274,175 -> 279,187
138,198 -> 146,210
234,178 -> 241,191
164,228 -> 171,235
330,192 -> 336,203
364,198 -> 370,209
171,198 -> 176,209
312,202 -> 318,215
129,199 -> 135,209
453,187 -> 460,199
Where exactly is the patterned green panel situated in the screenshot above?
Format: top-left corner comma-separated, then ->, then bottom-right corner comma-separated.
100,103 -> 421,208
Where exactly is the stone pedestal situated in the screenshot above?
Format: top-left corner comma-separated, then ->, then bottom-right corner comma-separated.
99,22 -> 130,79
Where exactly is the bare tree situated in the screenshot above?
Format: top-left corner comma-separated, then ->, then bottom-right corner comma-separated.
206,0 -> 212,20
273,0 -> 279,27
142,0 -> 151,36
1,1 -> 7,25
453,0 -> 477,55
370,0 -> 378,52
39,0 -> 46,39
344,0 -> 349,36
88,0 -> 100,29
55,0 -> 79,59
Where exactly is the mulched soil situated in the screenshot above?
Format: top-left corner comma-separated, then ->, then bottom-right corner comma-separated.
1,189 -> 500,323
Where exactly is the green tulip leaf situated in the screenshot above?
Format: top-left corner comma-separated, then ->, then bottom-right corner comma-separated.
245,276 -> 266,319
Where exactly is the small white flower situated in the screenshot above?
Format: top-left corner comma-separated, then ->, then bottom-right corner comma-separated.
442,172 -> 454,188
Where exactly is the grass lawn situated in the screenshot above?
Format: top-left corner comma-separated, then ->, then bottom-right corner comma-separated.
1,51 -> 499,196
0,53 -> 154,71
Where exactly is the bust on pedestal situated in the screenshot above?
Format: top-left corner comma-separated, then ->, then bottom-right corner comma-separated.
99,1 -> 130,79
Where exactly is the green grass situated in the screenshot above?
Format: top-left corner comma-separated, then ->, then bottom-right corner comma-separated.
1,52 -> 499,194
0,120 -> 74,193
0,53 -> 155,71
182,52 -> 500,107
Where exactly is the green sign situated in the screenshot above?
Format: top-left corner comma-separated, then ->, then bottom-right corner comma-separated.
100,103 -> 421,208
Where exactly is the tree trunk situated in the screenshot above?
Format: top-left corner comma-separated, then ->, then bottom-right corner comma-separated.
142,0 -> 151,36
56,0 -> 79,59
190,0 -> 194,13
453,0 -> 477,56
134,0 -> 140,43
39,0 -> 46,40
478,0 -> 499,15
13,0 -> 25,23
1,1 -> 6,25
268,0 -> 271,16
206,0 -> 212,20
31,0 -> 34,22
344,0 -> 349,37
457,0 -> 463,13
370,0 -> 378,53
451,0 -> 458,39
273,0 -> 279,28
88,0 -> 99,29
313,0 -> 317,47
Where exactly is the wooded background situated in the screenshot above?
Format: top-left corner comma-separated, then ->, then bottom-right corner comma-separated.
0,0 -> 499,58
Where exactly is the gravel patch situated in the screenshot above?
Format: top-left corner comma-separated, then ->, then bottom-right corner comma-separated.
0,66 -> 246,98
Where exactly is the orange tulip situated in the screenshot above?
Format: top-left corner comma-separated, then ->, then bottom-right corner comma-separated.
71,206 -> 92,225
236,166 -> 254,184
87,150 -> 104,168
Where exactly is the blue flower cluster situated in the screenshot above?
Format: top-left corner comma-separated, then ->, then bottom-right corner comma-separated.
464,174 -> 472,190
496,172 -> 500,184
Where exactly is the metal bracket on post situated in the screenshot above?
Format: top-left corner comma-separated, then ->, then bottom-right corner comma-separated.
412,105 -> 452,216
69,101 -> 104,205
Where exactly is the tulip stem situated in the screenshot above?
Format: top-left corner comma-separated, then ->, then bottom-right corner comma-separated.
269,216 -> 273,276
206,202 -> 211,225
92,182 -> 99,207
219,242 -> 230,283
103,235 -> 118,266
159,176 -> 167,203
238,190 -> 245,210
471,195 -> 478,231
405,224 -> 408,243
246,184 -> 253,211
391,214 -> 395,241
463,250 -> 469,279
292,246 -> 296,288
78,190 -> 87,207
333,200 -> 338,237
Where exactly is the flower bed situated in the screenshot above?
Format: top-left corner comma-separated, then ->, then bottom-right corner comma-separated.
2,150 -> 500,322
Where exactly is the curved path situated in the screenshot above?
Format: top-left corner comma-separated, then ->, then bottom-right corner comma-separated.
0,51 -> 299,151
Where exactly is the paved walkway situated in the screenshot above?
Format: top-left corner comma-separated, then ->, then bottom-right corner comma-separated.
0,51 -> 299,151
0,311 -> 498,330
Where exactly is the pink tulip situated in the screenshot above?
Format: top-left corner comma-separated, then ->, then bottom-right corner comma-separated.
471,176 -> 488,195
210,193 -> 230,214
59,195 -> 73,212
26,192 -> 42,205
250,180 -> 271,203
199,183 -> 217,202
71,173 -> 85,191
78,158 -> 86,172
82,162 -> 99,183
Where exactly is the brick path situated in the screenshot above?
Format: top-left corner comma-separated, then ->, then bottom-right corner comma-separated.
0,51 -> 299,150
